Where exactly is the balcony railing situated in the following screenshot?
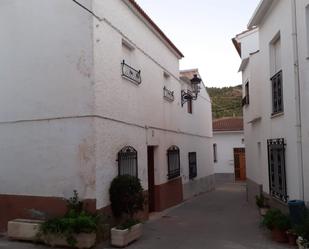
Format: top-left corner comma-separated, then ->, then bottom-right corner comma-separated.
121,60 -> 141,85
163,86 -> 174,102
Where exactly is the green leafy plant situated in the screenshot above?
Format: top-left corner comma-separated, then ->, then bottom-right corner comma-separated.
116,219 -> 140,230
262,209 -> 291,231
109,175 -> 145,229
67,190 -> 83,213
255,194 -> 269,208
38,191 -> 99,247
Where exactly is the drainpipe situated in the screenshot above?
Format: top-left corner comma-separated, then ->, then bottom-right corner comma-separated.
291,0 -> 305,201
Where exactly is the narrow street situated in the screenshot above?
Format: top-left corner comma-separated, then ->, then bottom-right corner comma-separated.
0,183 -> 290,249
108,183 -> 289,249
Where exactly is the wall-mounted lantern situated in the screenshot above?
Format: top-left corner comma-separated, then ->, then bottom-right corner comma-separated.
181,74 -> 202,106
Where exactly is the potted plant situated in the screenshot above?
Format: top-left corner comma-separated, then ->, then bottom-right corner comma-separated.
37,191 -> 99,248
109,175 -> 145,247
286,228 -> 298,246
255,194 -> 270,216
262,209 -> 291,243
296,211 -> 309,249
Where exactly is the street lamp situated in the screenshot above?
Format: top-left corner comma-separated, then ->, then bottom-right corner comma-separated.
181,74 -> 202,106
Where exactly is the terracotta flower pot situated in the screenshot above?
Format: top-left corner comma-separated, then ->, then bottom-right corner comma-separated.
271,228 -> 288,243
287,233 -> 298,246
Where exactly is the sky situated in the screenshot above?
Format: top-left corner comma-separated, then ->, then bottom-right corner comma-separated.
135,0 -> 260,88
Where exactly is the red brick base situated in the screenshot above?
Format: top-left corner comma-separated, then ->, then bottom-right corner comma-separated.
154,177 -> 183,212
0,194 -> 96,232
0,180 -> 183,232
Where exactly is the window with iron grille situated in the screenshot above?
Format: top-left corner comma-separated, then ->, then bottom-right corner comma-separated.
267,138 -> 288,202
271,71 -> 283,115
117,146 -> 138,177
167,146 -> 180,180
242,82 -> 250,107
189,152 -> 197,179
213,144 -> 217,163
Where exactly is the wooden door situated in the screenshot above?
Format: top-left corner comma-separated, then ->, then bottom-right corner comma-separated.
234,148 -> 246,181
147,146 -> 155,212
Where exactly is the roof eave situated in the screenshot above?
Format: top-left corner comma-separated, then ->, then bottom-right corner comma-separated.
125,0 -> 184,59
232,38 -> 241,57
248,0 -> 275,29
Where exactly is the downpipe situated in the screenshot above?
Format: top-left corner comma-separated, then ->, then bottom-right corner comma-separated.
291,0 -> 305,201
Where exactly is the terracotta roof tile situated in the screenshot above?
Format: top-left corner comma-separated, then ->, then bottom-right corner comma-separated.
180,69 -> 199,80
213,117 -> 244,132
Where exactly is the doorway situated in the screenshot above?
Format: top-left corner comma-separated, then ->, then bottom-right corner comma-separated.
234,148 -> 246,181
147,146 -> 156,212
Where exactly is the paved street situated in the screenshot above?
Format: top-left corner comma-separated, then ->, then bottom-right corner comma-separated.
0,182 -> 290,249
106,182 -> 290,249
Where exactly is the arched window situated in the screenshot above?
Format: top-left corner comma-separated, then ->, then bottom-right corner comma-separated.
117,146 -> 138,177
167,146 -> 180,180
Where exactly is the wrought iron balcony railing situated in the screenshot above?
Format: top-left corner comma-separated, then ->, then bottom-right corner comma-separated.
163,86 -> 174,102
121,60 -> 141,85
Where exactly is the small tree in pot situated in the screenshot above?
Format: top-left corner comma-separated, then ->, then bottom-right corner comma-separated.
109,175 -> 145,247
262,209 -> 291,243
255,194 -> 270,216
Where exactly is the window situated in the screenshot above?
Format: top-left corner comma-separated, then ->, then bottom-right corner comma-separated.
271,70 -> 283,114
270,34 -> 283,115
167,146 -> 180,180
242,82 -> 250,106
267,139 -> 288,202
117,146 -> 138,177
189,152 -> 197,179
187,98 -> 193,114
213,144 -> 217,163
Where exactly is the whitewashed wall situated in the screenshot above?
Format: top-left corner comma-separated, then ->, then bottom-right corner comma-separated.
213,132 -> 244,174
0,0 -> 96,199
0,0 -> 214,209
93,0 -> 214,208
240,0 -> 303,201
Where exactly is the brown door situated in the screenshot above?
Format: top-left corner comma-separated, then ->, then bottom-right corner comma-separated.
147,146 -> 155,212
234,148 -> 246,181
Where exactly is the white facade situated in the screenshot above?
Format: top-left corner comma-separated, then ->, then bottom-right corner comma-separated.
0,0 -> 214,228
213,132 -> 244,175
234,0 -> 309,205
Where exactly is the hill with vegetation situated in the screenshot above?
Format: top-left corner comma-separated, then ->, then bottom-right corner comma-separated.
207,85 -> 243,119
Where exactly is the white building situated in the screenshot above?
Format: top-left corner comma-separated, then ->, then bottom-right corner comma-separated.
233,0 -> 309,207
0,0 -> 215,231
212,118 -> 245,183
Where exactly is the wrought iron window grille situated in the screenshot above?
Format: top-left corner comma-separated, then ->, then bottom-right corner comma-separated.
121,60 -> 141,85
242,82 -> 250,107
267,138 -> 288,203
242,96 -> 249,107
163,86 -> 174,102
117,146 -> 138,177
271,70 -> 283,115
189,152 -> 197,179
167,146 -> 181,180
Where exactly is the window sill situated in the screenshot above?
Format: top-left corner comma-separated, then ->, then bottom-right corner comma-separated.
271,112 -> 284,119
270,195 -> 288,206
